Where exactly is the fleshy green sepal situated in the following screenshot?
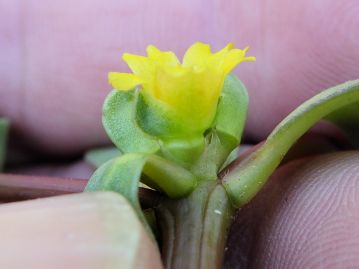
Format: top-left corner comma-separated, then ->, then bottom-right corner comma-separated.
103,89 -> 160,154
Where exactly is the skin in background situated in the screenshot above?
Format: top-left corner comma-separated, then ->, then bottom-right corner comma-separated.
1,0 -> 359,267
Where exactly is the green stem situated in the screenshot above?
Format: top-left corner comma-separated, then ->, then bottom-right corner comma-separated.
156,181 -> 234,269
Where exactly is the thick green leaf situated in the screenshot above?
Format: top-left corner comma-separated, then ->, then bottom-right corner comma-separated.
85,153 -> 197,238
85,153 -> 155,238
85,147 -> 198,195
327,101 -> 359,147
220,147 -> 240,171
86,152 -> 197,197
190,75 -> 249,180
142,154 -> 197,198
103,90 -> 160,154
85,154 -> 147,215
85,153 -> 197,215
0,118 -> 9,171
85,147 -> 122,168
223,79 -> 359,207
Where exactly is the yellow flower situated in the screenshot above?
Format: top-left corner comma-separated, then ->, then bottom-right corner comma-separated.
109,42 -> 255,136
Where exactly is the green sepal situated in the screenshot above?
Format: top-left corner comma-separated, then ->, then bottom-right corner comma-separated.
137,92 -> 184,137
103,89 -> 160,154
0,118 -> 9,171
223,79 -> 359,208
137,92 -> 206,166
85,147 -> 122,168
190,75 -> 249,180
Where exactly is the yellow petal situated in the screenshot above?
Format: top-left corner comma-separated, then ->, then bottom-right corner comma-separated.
108,42 -> 255,135
146,45 -> 180,67
220,47 -> 256,75
122,53 -> 151,78
154,65 -> 221,132
182,42 -> 212,68
213,43 -> 234,58
108,72 -> 142,91
153,66 -> 191,102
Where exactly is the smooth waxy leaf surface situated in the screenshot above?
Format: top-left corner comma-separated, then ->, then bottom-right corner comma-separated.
223,79 -> 359,207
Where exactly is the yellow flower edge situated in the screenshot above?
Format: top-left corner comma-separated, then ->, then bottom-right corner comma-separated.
108,42 -> 255,135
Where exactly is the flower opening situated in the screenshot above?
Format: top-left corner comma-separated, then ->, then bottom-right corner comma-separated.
108,42 -> 255,135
